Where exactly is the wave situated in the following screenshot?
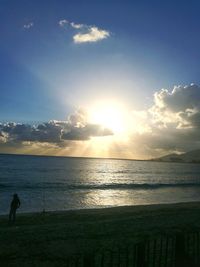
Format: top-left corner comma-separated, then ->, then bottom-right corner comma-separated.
64,182 -> 200,190
1,182 -> 200,191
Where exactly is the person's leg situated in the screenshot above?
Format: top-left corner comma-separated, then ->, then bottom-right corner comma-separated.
9,208 -> 12,222
13,209 -> 16,223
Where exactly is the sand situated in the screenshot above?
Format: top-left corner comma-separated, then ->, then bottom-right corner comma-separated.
0,202 -> 200,266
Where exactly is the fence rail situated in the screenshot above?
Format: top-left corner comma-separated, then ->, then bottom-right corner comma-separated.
64,230 -> 200,267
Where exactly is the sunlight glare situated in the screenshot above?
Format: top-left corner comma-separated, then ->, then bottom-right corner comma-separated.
89,100 -> 128,134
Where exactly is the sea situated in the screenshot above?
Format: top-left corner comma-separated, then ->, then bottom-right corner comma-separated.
1,153 -> 200,215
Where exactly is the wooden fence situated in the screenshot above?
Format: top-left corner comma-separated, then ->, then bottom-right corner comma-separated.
64,230 -> 200,267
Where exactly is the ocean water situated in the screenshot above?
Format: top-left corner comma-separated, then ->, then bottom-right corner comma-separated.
1,154 -> 200,214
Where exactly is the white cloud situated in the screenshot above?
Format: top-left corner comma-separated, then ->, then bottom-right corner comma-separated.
58,19 -> 68,27
129,84 -> 200,156
150,84 -> 200,128
73,26 -> 110,43
59,19 -> 110,43
70,22 -> 84,29
23,22 -> 34,29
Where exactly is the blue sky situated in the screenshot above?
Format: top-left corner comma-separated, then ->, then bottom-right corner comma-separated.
1,0 -> 200,121
1,0 -> 200,158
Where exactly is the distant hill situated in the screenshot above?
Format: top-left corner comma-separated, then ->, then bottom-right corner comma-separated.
153,149 -> 200,163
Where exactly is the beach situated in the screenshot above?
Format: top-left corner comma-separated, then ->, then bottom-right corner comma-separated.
1,202 -> 200,266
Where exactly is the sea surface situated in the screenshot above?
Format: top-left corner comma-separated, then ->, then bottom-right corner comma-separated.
1,154 -> 200,214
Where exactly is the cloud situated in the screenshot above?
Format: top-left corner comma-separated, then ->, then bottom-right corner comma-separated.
150,84 -> 200,129
58,19 -> 68,27
73,26 -> 110,43
2,84 -> 200,159
0,109 -> 113,146
59,19 -> 84,29
59,19 -> 110,43
23,22 -> 34,29
130,84 -> 200,156
70,22 -> 84,29
62,124 -> 112,141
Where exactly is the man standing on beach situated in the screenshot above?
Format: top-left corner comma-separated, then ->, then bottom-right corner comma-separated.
9,194 -> 20,223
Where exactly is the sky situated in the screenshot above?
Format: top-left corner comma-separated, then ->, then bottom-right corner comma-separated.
1,0 -> 200,159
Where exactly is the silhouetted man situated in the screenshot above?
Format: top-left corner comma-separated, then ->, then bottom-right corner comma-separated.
9,194 -> 20,223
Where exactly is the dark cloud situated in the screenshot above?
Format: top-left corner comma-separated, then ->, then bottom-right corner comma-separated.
0,109 -> 113,146
62,124 -> 113,140
154,84 -> 200,112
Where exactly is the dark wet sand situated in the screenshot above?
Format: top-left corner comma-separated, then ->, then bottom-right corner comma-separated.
1,202 -> 200,266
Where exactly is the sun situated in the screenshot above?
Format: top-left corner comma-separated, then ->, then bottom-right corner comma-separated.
88,100 -> 128,134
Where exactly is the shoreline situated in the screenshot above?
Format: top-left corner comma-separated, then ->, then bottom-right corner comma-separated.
0,200 -> 200,217
1,200 -> 200,217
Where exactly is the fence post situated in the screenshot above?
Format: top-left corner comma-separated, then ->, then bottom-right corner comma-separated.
174,233 -> 185,266
136,242 -> 146,267
174,232 -> 195,267
83,253 -> 94,267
